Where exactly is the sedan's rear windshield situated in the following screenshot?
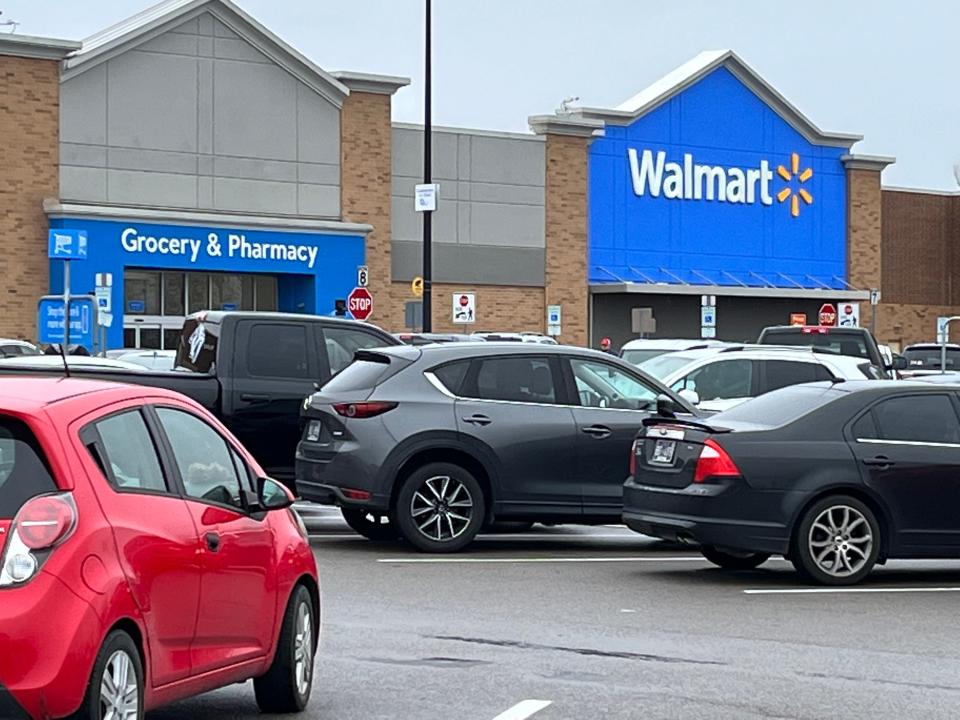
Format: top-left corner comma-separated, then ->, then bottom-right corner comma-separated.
761,330 -> 870,359
0,416 -> 57,518
904,347 -> 960,370
710,384 -> 843,427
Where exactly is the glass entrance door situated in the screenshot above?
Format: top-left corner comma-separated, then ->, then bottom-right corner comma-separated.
123,317 -> 183,349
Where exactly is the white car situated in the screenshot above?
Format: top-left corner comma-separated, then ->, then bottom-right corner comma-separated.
639,346 -> 880,413
620,338 -> 730,367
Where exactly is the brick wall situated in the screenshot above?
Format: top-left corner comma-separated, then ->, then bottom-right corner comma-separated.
544,134 -> 589,346
881,189 -> 953,305
846,168 -> 883,291
0,55 -> 60,341
340,90 -> 405,329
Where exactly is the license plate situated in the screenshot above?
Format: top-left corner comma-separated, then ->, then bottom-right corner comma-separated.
650,439 -> 676,464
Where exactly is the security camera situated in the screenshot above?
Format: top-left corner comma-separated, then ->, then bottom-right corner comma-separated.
557,96 -> 580,115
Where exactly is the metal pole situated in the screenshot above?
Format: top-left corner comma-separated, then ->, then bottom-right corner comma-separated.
63,260 -> 71,351
421,0 -> 433,332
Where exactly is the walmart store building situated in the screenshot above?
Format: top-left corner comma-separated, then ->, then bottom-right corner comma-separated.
1,0 -> 958,351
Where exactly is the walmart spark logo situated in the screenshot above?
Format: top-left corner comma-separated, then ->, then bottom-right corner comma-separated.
777,152 -> 813,218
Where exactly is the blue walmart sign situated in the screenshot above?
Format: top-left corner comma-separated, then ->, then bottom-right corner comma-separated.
589,66 -> 849,289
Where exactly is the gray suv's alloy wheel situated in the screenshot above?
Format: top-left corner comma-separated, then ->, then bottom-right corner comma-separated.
396,462 -> 485,552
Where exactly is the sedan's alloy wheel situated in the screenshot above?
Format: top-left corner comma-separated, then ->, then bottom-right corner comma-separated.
808,505 -> 873,578
100,649 -> 139,720
410,475 -> 473,542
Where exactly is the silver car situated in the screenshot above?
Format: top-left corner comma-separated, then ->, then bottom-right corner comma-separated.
295,343 -> 693,552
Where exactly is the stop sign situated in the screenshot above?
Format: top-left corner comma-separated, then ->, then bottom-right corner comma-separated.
347,287 -> 373,321
818,303 -> 837,327
459,294 -> 470,307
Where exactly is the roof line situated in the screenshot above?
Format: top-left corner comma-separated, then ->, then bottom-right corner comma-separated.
62,0 -> 350,107
572,50 -> 862,149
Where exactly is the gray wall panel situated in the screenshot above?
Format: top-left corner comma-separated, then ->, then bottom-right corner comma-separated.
213,177 -> 297,214
296,84 -> 341,165
60,10 -> 341,217
107,170 -> 198,207
61,143 -> 107,168
391,240 -> 545,286
214,156 -> 297,182
108,147 -> 197,174
60,65 -> 107,145
213,62 -> 298,160
392,125 -> 545,255
107,52 -> 198,153
60,167 -> 107,203
139,32 -> 198,56
297,184 -> 340,217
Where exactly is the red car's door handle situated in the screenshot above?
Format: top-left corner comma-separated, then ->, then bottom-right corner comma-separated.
205,532 -> 221,552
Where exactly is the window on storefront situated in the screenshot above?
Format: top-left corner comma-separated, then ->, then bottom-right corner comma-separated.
123,270 -> 280,350
125,271 -> 161,315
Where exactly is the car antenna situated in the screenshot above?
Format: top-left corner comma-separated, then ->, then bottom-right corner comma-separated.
58,342 -> 71,379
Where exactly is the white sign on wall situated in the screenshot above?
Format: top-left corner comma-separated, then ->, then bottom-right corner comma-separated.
547,305 -> 562,337
838,302 -> 860,327
453,293 -> 476,324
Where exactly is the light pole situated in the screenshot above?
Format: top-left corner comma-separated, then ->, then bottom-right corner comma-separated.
421,0 -> 433,332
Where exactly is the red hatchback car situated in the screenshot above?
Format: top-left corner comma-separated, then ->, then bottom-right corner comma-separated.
0,378 -> 319,719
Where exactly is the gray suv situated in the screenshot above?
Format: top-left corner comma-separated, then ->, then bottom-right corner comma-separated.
295,343 -> 693,552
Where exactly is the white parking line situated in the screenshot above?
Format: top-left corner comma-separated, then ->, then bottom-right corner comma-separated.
492,700 -> 552,720
377,556 -> 707,564
744,586 -> 960,595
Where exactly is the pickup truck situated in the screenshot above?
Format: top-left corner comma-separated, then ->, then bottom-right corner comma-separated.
757,325 -> 906,379
0,311 -> 400,484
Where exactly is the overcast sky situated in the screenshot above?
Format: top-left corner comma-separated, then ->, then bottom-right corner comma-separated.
3,0 -> 957,189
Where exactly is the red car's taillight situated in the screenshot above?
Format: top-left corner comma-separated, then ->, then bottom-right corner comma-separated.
17,494 -> 77,550
333,402 -> 398,419
693,439 -> 741,483
629,439 -> 639,477
1,492 -> 77,587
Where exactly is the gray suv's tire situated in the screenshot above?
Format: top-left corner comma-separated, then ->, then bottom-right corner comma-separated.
396,462 -> 485,553
341,508 -> 400,542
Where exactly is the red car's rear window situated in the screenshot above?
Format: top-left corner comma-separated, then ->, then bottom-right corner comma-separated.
0,416 -> 57,519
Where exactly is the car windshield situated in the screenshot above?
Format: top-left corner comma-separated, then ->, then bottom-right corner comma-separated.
0,415 -> 57,519
639,353 -> 697,380
904,347 -> 960,370
710,384 -> 842,427
621,348 -> 671,366
761,330 -> 870,359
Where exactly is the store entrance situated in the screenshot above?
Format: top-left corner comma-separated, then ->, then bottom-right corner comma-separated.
123,269 -> 278,349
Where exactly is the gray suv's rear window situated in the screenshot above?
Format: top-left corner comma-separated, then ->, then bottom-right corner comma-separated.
0,416 -> 57,518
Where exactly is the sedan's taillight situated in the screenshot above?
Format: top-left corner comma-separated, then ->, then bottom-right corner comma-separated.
333,402 -> 398,419
693,439 -> 741,483
1,492 -> 77,587
629,439 -> 640,477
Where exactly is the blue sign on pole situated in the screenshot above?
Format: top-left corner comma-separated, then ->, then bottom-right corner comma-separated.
38,296 -> 97,349
48,229 -> 88,260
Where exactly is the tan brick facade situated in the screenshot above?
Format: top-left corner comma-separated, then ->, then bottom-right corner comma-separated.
339,90 -> 405,330
0,55 -> 61,341
846,168 -> 883,291
543,134 -> 589,347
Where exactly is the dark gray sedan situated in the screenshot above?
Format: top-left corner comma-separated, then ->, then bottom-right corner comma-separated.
295,343 -> 694,552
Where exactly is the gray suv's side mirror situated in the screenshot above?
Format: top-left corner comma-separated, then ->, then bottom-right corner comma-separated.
258,477 -> 294,511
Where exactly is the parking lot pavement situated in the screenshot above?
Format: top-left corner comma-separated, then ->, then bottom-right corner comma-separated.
151,522 -> 960,719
